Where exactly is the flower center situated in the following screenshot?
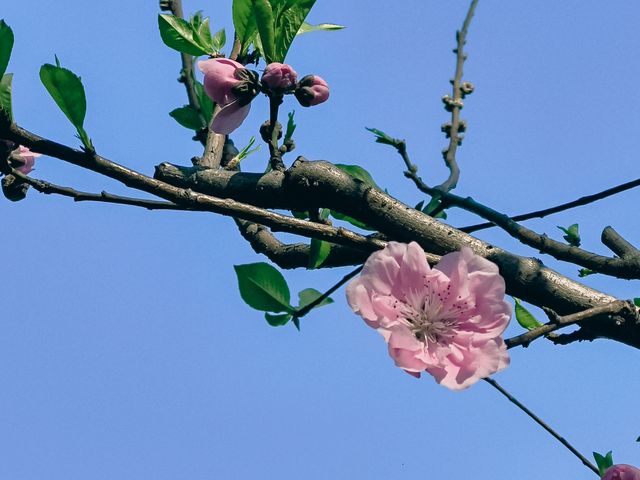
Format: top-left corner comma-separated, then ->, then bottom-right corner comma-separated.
406,308 -> 457,344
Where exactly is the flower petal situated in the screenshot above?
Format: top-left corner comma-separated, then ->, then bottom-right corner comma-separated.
211,101 -> 251,135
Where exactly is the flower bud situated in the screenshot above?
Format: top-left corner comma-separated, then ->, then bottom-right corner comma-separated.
262,62 -> 298,91
602,464 -> 640,480
198,58 -> 259,134
294,75 -> 330,107
10,145 -> 41,174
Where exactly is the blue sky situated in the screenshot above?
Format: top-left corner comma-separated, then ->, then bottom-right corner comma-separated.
1,1 -> 639,479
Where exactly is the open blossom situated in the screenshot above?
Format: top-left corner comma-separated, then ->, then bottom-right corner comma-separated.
11,145 -> 41,174
603,465 -> 640,480
262,62 -> 298,91
295,75 -> 330,107
199,58 -> 254,135
346,242 -> 511,390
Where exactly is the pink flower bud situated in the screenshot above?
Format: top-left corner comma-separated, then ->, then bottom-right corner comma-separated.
603,465 -> 640,480
295,75 -> 330,107
11,145 -> 41,174
198,58 -> 257,134
261,62 -> 298,91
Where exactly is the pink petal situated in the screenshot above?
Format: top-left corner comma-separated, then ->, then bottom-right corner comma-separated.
211,101 -> 251,135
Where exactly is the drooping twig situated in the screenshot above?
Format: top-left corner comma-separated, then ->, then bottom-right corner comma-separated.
11,170 -> 188,211
484,378 -> 599,476
293,265 -> 363,320
505,300 -> 636,349
436,0 -> 479,192
462,177 -> 640,233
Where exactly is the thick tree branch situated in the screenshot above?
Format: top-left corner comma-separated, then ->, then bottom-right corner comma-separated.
1,122 -> 387,256
5,121 -> 640,347
235,218 -> 367,269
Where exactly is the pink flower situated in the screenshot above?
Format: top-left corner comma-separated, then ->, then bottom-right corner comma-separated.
262,62 -> 298,91
346,242 -> 511,390
295,75 -> 330,107
11,145 -> 41,174
198,58 -> 255,134
603,465 -> 640,480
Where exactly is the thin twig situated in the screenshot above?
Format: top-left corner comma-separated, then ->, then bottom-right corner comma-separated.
390,140 -> 639,278
437,0 -> 479,192
505,300 -> 634,349
11,170 -> 188,211
462,177 -> 640,233
293,266 -> 363,319
484,378 -> 599,476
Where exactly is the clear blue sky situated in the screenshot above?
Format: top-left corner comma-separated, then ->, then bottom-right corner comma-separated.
1,1 -> 639,479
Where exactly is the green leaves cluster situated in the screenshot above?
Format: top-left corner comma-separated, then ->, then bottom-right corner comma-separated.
39,57 -> 93,151
558,223 -> 581,247
158,12 -> 225,57
234,262 -> 333,329
232,0 -> 342,63
0,20 -> 15,120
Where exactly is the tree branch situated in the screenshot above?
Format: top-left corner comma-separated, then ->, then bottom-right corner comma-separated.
436,0 -> 478,192
5,120 -> 640,347
462,176 -> 640,233
505,300 -> 637,349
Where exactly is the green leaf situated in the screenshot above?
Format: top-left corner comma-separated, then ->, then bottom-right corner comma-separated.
298,287 -> 334,310
283,110 -> 296,143
514,298 -> 543,331
0,73 -> 13,122
194,79 -> 214,123
365,126 -> 396,146
308,208 -> 332,269
578,268 -> 596,278
329,210 -> 373,230
0,20 -> 14,79
308,238 -> 331,269
253,0 -> 276,63
273,0 -> 316,62
169,105 -> 205,130
557,223 -> 581,247
593,451 -> 614,477
40,62 -> 87,129
232,0 -> 257,54
634,298 -> 640,307
195,16 -> 213,51
422,196 -> 447,220
297,21 -> 345,35
264,312 -> 292,326
211,28 -> 227,52
232,136 -> 261,165
334,163 -> 379,189
158,14 -> 208,56
234,262 -> 293,313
